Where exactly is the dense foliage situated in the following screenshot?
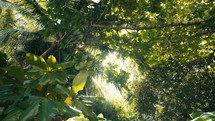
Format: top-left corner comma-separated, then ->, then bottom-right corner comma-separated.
135,55 -> 215,120
0,0 -> 214,120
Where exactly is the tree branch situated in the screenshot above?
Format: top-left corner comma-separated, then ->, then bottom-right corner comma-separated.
40,32 -> 66,59
91,20 -> 204,30
40,41 -> 57,59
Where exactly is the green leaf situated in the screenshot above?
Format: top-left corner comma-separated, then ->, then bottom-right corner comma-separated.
0,85 -> 19,102
38,74 -> 50,85
2,109 -> 23,121
7,66 -> 24,81
17,96 -> 42,110
26,70 -> 40,79
51,71 -> 68,84
47,55 -> 57,69
72,70 -> 89,93
73,98 -> 98,121
38,99 -> 57,121
55,102 -> 81,117
38,71 -> 68,86
26,53 -> 47,70
57,61 -> 75,69
19,100 -> 40,121
190,112 -> 204,119
54,84 -> 72,96
191,112 -> 215,121
87,61 -> 93,68
75,62 -> 86,70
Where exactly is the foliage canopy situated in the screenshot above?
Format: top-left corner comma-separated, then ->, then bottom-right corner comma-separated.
0,0 -> 214,120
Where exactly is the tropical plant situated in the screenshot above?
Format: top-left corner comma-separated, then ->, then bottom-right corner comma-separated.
0,51 -> 103,120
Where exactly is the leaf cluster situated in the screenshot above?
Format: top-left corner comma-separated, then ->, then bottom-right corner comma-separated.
0,52 -> 103,121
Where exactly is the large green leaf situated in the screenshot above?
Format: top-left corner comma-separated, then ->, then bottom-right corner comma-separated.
38,71 -> 68,86
38,99 -> 57,121
50,71 -> 68,84
2,109 -> 23,121
19,100 -> 40,121
72,70 -> 89,93
7,66 -> 24,82
73,98 -> 98,121
57,60 -> 75,69
0,84 -> 18,101
54,84 -> 73,97
26,70 -> 40,79
26,53 -> 47,70
55,102 -> 81,117
17,96 -> 42,110
190,112 -> 204,119
38,74 -> 50,85
191,112 -> 215,121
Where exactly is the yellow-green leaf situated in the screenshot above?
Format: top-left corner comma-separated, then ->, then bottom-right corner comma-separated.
26,53 -> 47,70
72,70 -> 88,93
47,55 -> 57,69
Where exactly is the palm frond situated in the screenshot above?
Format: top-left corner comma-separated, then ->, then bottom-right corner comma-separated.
0,0 -> 50,26
0,29 -> 39,45
0,1 -> 35,18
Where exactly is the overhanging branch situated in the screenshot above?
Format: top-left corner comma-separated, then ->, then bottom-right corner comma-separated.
91,20 -> 204,30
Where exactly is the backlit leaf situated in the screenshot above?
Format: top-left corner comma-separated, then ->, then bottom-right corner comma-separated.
26,53 -> 47,70
190,112 -> 204,119
64,97 -> 73,106
47,55 -> 57,69
72,70 -> 88,93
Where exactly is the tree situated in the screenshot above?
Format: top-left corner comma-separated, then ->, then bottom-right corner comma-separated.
134,55 -> 215,120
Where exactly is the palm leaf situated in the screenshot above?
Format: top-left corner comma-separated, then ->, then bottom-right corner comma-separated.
0,0 -> 51,26
0,29 -> 39,45
0,1 -> 37,19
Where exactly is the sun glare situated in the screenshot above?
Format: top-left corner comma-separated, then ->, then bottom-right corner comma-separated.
92,0 -> 100,3
102,52 -> 142,83
92,75 -> 123,102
